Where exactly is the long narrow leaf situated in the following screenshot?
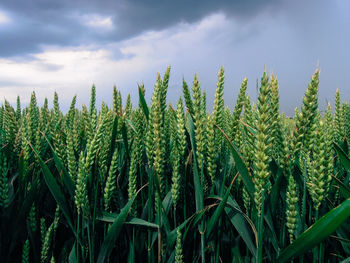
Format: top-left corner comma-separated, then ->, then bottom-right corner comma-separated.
187,114 -> 204,212
216,125 -> 255,196
277,198 -> 350,262
206,173 -> 237,238
334,142 -> 350,171
42,132 -> 75,197
30,143 -> 75,232
333,175 -> 350,199
97,197 -> 135,263
138,84 -> 149,120
97,184 -> 146,263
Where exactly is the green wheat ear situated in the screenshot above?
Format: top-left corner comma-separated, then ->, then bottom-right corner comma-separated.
22,239 -> 30,263
323,103 -> 334,196
192,73 -> 205,169
16,95 -> 21,122
104,149 -> 118,212
334,89 -> 345,143
66,95 -> 77,129
113,85 -> 121,114
295,69 -> 320,156
175,229 -> 183,263
176,98 -> 187,159
286,173 -> 298,243
306,111 -> 330,212
213,67 -> 225,149
242,94 -> 255,168
75,152 -> 89,216
269,75 -> 285,164
0,154 -> 9,208
89,84 -> 96,117
66,128 -> 77,185
231,77 -> 247,146
128,143 -> 139,215
4,100 -> 18,147
155,75 -> 165,193
41,224 -> 54,263
254,71 -> 270,216
171,142 -> 180,209
206,114 -> 217,188
343,102 -> 350,150
182,78 -> 194,116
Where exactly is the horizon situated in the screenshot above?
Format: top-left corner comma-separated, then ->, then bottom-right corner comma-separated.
0,0 -> 349,115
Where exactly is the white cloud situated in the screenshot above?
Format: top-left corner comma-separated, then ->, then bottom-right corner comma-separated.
78,14 -> 113,30
0,10 -> 10,24
0,13 -> 232,109
0,11 -> 346,114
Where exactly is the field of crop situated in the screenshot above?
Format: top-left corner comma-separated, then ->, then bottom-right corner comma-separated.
0,66 -> 349,262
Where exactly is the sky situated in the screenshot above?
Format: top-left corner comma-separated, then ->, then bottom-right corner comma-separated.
0,0 -> 349,115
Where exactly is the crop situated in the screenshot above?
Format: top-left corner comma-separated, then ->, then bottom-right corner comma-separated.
0,67 -> 349,262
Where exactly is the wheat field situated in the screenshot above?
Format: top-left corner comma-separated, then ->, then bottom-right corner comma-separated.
0,66 -> 349,262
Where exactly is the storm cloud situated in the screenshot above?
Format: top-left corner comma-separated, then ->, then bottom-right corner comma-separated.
0,0 -> 349,114
0,0 -> 300,56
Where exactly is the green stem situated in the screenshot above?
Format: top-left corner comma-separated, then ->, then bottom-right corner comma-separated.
257,190 -> 266,263
201,227 -> 205,263
313,209 -> 319,263
77,212 -> 80,262
81,213 -> 85,262
147,166 -> 154,263
157,194 -> 162,263
87,220 -> 92,263
215,217 -> 222,263
129,228 -> 135,263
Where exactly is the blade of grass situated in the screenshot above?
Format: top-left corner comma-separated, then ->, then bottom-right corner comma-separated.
42,132 -> 75,197
216,125 -> 255,197
206,172 -> 237,238
187,113 -> 204,212
138,84 -> 149,120
97,184 -> 146,263
332,175 -> 350,199
334,142 -> 350,171
277,198 -> 350,262
187,113 -> 205,263
30,143 -> 79,244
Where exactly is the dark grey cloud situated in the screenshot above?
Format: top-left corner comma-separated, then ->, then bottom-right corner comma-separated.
0,0 -> 293,57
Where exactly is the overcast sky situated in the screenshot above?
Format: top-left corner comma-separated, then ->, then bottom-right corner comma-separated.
0,0 -> 349,115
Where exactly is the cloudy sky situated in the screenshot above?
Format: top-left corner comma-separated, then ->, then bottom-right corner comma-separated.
0,0 -> 349,114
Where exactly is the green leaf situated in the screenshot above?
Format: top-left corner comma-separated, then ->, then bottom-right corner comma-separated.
162,190 -> 173,216
206,175 -> 235,238
107,114 -> 119,170
241,119 -> 257,136
30,143 -> 75,233
127,218 -> 159,229
138,84 -> 149,120
166,209 -> 206,248
121,121 -> 130,159
277,198 -> 350,262
340,257 -> 350,263
216,125 -> 255,196
7,176 -> 40,261
68,243 -> 78,263
42,133 -> 75,197
187,114 -> 204,212
268,167 -> 286,210
98,214 -> 159,229
225,196 -> 257,257
334,142 -> 350,171
333,175 -> 350,199
97,192 -> 139,263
